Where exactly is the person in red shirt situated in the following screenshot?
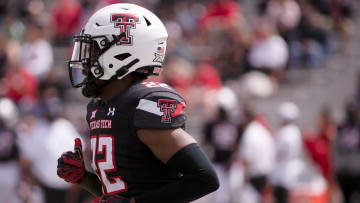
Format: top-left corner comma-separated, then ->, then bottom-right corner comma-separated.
303,107 -> 337,202
51,0 -> 82,46
199,0 -> 243,30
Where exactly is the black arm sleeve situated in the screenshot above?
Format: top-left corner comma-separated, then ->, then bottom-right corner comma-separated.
134,143 -> 219,203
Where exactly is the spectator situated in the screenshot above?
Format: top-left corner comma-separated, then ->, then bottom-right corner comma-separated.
38,66 -> 69,100
50,0 -> 82,46
199,0 -> 243,30
289,2 -> 332,68
0,98 -> 21,203
333,101 -> 360,203
248,20 -> 289,81
304,107 -> 336,181
3,41 -> 39,109
329,0 -> 355,52
0,33 -> 8,78
303,107 -> 337,202
264,0 -> 302,41
192,62 -> 223,91
188,62 -> 223,120
161,56 -> 195,97
17,89 -> 84,203
21,21 -> 54,81
175,1 -> 205,35
198,0 -> 250,81
271,102 -> 303,203
203,87 -> 243,203
239,107 -> 275,203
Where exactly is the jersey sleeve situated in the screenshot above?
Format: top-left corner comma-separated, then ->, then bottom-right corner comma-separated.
134,91 -> 186,129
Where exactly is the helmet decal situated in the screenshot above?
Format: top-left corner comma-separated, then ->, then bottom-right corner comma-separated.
153,42 -> 166,63
110,14 -> 140,45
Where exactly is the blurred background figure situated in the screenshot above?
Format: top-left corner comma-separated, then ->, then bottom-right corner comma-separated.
303,107 -> 337,202
3,40 -> 39,111
203,87 -> 243,203
271,102 -> 303,203
50,0 -> 82,46
239,107 -> 275,203
0,98 -> 21,203
0,33 -> 9,78
16,87 -> 86,203
20,21 -> 53,81
263,0 -> 302,38
248,20 -> 289,81
334,101 -> 360,203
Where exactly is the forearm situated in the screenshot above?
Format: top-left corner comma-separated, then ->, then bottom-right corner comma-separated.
134,143 -> 219,203
79,171 -> 103,197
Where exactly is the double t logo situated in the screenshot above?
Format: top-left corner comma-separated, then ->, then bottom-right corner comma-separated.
158,99 -> 177,123
111,14 -> 140,45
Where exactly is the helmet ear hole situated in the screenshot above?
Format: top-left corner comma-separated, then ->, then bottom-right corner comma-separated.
114,53 -> 132,61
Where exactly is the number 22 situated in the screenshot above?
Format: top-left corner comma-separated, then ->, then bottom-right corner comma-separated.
90,135 -> 127,194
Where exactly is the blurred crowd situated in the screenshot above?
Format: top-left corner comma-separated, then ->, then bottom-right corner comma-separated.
0,0 -> 358,203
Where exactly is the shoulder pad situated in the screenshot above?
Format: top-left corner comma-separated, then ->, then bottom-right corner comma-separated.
132,81 -> 186,129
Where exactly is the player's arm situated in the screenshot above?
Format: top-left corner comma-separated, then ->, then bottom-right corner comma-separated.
133,128 -> 219,203
119,90 -> 219,203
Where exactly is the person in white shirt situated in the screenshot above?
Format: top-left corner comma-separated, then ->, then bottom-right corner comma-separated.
240,108 -> 275,203
21,22 -> 54,80
248,20 -> 289,76
17,89 -> 84,203
0,98 -> 21,203
271,102 -> 303,203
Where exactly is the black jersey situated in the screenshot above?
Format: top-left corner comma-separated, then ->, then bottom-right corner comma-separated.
86,80 -> 186,196
204,120 -> 241,164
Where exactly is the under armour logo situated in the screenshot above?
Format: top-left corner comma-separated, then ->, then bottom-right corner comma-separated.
90,110 -> 97,120
107,107 -> 115,116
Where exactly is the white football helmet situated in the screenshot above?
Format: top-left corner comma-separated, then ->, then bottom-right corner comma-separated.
68,3 -> 168,96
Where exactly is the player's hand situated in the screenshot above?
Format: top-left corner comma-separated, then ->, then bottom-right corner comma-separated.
98,195 -> 132,203
57,138 -> 85,183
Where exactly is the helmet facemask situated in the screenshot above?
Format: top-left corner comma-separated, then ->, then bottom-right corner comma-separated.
68,30 -> 104,88
68,30 -> 128,97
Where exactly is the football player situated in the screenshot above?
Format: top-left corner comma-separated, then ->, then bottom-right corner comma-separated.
57,3 -> 219,203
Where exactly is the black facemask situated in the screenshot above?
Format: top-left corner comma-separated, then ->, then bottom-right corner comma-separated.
68,30 -> 128,98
